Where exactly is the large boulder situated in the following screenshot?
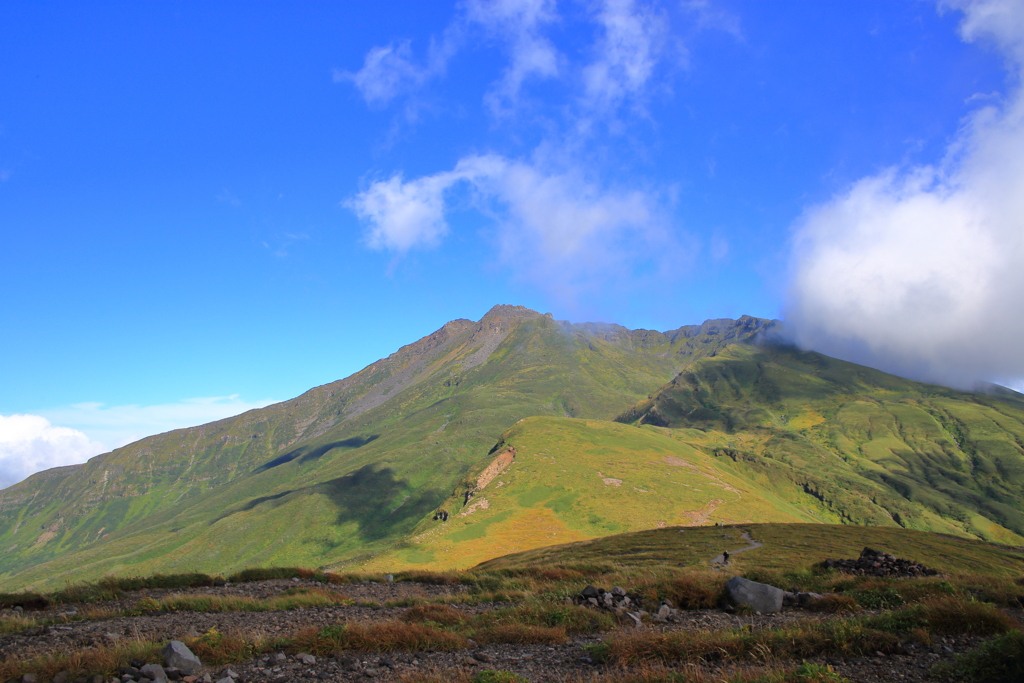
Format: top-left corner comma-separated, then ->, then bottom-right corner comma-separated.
162,640 -> 202,674
726,576 -> 784,614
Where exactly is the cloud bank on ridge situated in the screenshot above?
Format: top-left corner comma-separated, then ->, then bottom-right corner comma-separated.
785,0 -> 1024,391
0,395 -> 275,491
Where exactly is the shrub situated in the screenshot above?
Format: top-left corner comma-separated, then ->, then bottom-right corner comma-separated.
932,631 -> 1024,682
227,567 -> 313,582
663,573 -> 725,610
0,592 -> 49,611
849,586 -> 903,609
804,594 -> 861,614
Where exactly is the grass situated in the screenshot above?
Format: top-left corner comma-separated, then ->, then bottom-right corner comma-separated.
933,631 -> 1024,682
135,586 -> 353,613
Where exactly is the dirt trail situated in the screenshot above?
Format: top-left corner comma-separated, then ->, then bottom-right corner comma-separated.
712,529 -> 763,565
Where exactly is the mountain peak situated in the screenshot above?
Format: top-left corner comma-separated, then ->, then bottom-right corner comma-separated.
479,304 -> 543,324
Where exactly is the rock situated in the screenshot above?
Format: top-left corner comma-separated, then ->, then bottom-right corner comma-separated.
657,604 -> 672,619
273,653 -> 287,663
821,547 -> 938,577
384,574 -> 394,583
164,669 -> 182,681
214,678 -> 233,683
611,586 -> 627,596
726,576 -> 785,613
141,664 -> 168,682
337,656 -> 361,671
472,652 -> 492,663
88,677 -> 103,683
625,611 -> 643,627
797,592 -> 823,607
130,659 -> 146,669
222,670 -> 238,679
297,654 -> 316,665
162,641 -> 202,674
465,638 -> 478,648
580,585 -> 599,598
21,675 -> 37,683
52,672 -> 72,683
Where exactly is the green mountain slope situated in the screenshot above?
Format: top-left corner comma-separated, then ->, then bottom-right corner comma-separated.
0,306 -> 771,590
614,342 -> 1024,543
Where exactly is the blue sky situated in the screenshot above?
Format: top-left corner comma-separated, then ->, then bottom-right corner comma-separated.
2,0 -> 1023,488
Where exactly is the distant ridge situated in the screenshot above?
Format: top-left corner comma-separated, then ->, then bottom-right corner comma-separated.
2,307 -> 1022,590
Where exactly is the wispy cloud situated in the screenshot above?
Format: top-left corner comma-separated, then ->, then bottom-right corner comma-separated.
581,0 -> 671,120
785,0 -> 1024,390
0,414 -> 105,490
38,395 -> 276,453
350,153 -> 680,304
335,41 -> 436,108
466,0 -> 561,116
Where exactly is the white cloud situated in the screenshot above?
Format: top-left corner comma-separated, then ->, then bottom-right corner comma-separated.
0,414 -> 105,491
38,395 -> 276,451
1,396 -> 275,491
582,0 -> 671,117
785,0 -> 1024,390
350,153 -> 679,302
348,171 -> 460,252
465,0 -> 561,115
335,41 -> 432,108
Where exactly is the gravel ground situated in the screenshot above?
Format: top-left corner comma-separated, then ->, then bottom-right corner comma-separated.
1,581 -> 1017,682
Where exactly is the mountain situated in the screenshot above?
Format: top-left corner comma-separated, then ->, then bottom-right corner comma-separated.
2,306 -> 1023,590
0,306 -> 773,589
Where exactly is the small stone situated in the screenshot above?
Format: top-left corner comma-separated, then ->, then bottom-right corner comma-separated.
465,638 -> 478,648
291,577 -> 301,583
202,675 -> 213,683
21,675 -> 37,683
214,678 -> 233,683
140,663 -> 167,683
611,586 -> 627,596
223,670 -> 239,679
274,653 -> 287,663
298,654 -> 316,665
472,652 -> 492,663
384,574 -> 394,583
53,672 -> 73,683
580,585 -> 599,598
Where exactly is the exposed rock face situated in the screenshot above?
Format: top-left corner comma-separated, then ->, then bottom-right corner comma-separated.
822,547 -> 939,577
726,576 -> 784,614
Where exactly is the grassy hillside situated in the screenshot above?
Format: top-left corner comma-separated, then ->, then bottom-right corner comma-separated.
478,522 -> 1024,578
4,307 -> 1024,592
616,343 -> 1024,543
0,307 -> 772,590
357,416 -> 820,572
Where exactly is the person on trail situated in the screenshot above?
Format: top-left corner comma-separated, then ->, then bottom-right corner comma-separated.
723,550 -> 730,564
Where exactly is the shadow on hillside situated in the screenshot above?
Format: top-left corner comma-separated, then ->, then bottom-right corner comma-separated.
254,435 -> 379,472
220,463 -> 442,542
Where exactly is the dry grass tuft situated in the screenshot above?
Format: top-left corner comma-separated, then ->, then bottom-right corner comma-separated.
473,623 -> 567,645
403,603 -> 467,626
804,594 -> 861,613
300,621 -> 465,653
